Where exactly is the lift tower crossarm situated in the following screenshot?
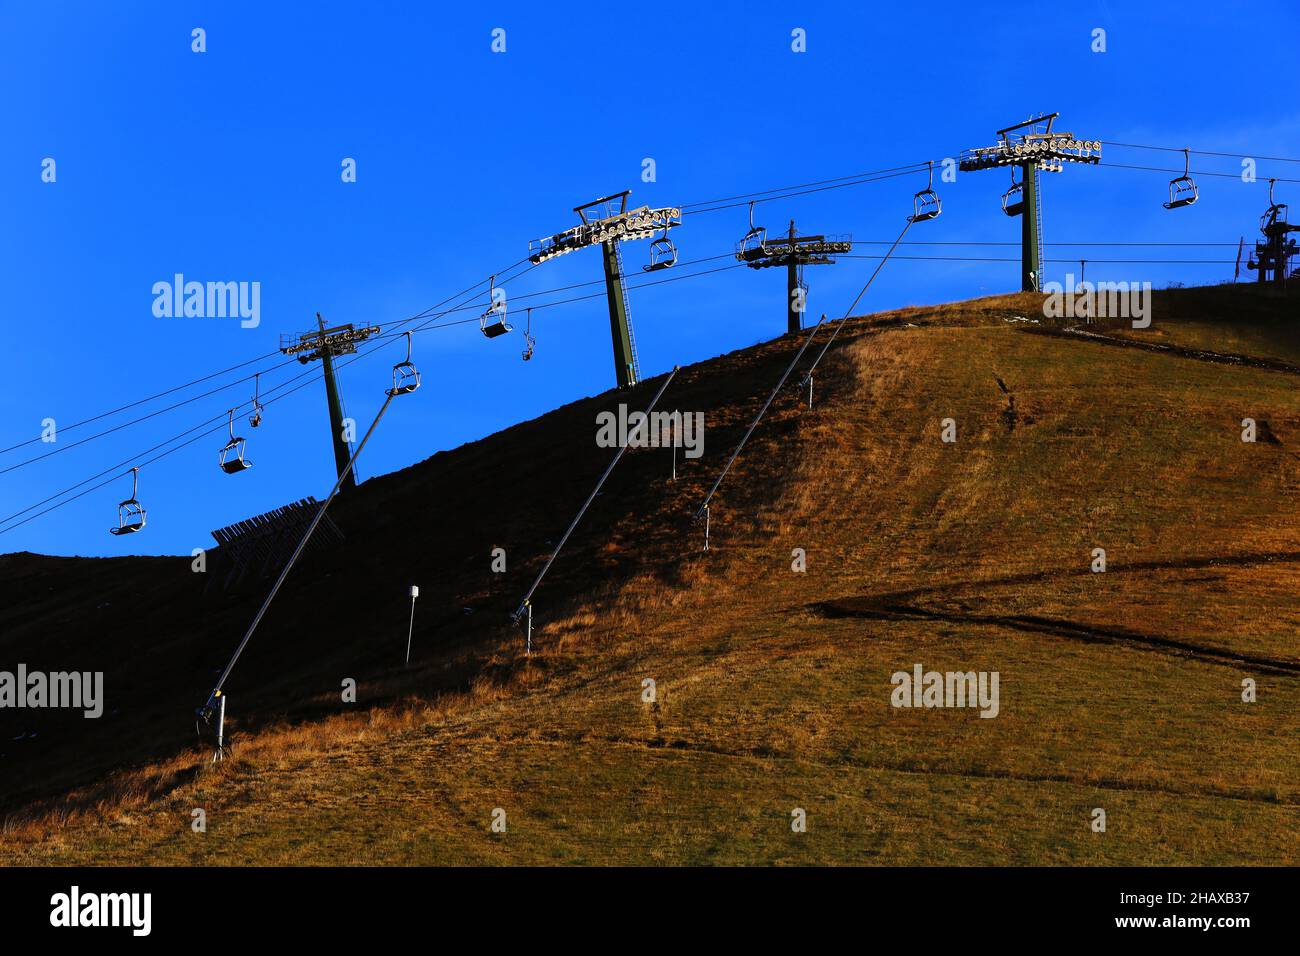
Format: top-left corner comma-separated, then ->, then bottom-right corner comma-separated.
529,190 -> 681,388
737,220 -> 851,334
530,198 -> 682,265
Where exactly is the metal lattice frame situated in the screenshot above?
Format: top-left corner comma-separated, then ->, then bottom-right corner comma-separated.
529,191 -> 681,265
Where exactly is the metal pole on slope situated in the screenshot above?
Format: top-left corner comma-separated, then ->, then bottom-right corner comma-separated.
212,692 -> 227,763
199,388 -> 403,720
693,315 -> 827,525
801,216 -> 914,388
405,585 -> 419,665
511,366 -> 680,627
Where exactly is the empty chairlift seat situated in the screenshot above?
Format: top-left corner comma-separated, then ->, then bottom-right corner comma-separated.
218,408 -> 252,474
735,201 -> 768,263
109,467 -> 146,535
1001,171 -> 1024,216
908,161 -> 942,223
479,275 -> 513,339
1163,148 -> 1198,209
388,331 -> 421,395
643,219 -> 678,272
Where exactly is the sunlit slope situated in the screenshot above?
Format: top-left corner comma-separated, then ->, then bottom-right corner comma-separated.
5,287 -> 1299,865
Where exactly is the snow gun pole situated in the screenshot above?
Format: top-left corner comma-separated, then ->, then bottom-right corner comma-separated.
511,366 -> 680,626
694,316 -> 826,523
198,390 -> 397,721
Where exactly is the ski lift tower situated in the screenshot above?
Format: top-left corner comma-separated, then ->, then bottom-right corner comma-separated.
959,113 -> 1101,291
737,219 -> 851,334
529,191 -> 681,389
280,314 -> 380,491
1247,181 -> 1299,286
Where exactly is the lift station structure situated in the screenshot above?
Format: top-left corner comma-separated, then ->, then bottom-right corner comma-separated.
280,314 -> 379,490
960,113 -> 1101,291
529,190 -> 681,389
1248,180 -> 1298,286
736,212 -> 851,334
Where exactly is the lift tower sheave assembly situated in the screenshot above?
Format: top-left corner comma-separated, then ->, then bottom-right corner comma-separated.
960,113 -> 1101,291
737,217 -> 851,334
529,191 -> 681,389
280,315 -> 379,491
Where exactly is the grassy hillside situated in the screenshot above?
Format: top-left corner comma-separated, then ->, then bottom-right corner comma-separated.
3,284 -> 1299,865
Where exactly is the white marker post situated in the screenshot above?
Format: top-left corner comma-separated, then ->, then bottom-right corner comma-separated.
405,585 -> 419,665
212,692 -> 227,764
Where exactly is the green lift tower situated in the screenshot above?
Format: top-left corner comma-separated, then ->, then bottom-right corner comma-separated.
1247,180 -> 1298,286
529,191 -> 681,389
280,315 -> 379,491
736,215 -> 851,334
960,113 -> 1101,292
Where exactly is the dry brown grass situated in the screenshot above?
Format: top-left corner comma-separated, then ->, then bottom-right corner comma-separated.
5,284 -> 1300,865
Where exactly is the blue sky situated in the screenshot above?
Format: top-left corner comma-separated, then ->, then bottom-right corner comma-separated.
2,0 -> 1297,557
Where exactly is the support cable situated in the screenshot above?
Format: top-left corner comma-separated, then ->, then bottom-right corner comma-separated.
1100,140 -> 1300,164
0,349 -> 288,457
1097,161 -> 1299,184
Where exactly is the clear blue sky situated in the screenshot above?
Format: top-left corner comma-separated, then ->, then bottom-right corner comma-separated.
2,0 -> 1296,557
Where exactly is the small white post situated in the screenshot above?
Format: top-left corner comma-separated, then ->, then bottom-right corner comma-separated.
526,603 -> 533,657
704,504 -> 710,552
807,373 -> 814,409
405,585 -> 419,665
213,693 -> 227,764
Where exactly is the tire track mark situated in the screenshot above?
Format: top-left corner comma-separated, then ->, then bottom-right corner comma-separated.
1023,325 -> 1300,376
422,727 -> 1298,808
811,599 -> 1300,675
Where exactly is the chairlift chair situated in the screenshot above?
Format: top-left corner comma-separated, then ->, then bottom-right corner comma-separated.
388,331 -> 421,395
218,408 -> 252,474
521,308 -> 535,361
643,219 -> 678,272
1001,169 -> 1024,217
109,466 -> 146,535
1163,148 -> 1198,209
480,275 -> 513,338
909,161 -> 942,223
736,201 -> 768,261
1261,180 -> 1289,233
248,373 -> 264,428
